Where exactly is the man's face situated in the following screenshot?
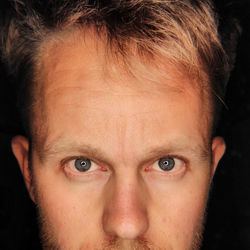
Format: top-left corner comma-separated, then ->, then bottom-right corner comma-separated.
12,32 -> 225,250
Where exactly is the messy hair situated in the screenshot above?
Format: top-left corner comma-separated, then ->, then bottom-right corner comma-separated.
0,0 -> 229,138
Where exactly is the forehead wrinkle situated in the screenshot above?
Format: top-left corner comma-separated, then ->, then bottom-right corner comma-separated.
45,69 -> 190,105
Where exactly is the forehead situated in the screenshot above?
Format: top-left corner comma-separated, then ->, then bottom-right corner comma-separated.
38,29 -> 204,92
33,31 -> 210,153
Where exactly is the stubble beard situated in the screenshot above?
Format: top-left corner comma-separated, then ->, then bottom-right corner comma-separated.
31,173 -> 207,250
36,203 -> 206,250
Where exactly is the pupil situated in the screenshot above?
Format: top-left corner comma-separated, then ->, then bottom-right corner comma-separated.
158,157 -> 175,171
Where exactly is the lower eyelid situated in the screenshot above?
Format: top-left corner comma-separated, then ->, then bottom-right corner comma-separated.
63,165 -> 109,182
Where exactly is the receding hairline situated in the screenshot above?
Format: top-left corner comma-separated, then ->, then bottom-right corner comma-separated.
28,25 -> 213,149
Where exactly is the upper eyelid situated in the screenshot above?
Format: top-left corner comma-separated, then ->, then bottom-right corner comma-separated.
61,154 -> 115,170
60,156 -> 77,166
155,157 -> 184,166
149,154 -> 188,167
61,156 -> 93,166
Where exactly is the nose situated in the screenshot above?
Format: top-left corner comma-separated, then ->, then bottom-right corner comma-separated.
102,174 -> 149,240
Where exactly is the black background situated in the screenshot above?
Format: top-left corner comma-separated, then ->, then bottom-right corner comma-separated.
0,0 -> 250,249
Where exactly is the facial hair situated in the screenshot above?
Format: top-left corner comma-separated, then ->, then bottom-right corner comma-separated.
36,204 -> 205,250
33,176 -> 207,250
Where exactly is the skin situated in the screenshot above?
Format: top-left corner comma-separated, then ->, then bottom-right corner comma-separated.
12,31 -> 225,250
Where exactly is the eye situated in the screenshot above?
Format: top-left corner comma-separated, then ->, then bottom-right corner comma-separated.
74,158 -> 91,172
63,157 -> 100,175
150,156 -> 185,173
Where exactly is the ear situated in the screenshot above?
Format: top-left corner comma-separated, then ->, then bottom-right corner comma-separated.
211,136 -> 226,177
11,136 -> 35,202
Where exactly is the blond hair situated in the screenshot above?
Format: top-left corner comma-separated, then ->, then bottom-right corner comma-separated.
0,0 -> 229,137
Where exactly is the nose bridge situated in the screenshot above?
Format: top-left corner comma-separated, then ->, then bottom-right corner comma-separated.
102,171 -> 149,239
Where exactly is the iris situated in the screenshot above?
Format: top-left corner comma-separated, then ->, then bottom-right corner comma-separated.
74,158 -> 91,172
158,158 -> 175,171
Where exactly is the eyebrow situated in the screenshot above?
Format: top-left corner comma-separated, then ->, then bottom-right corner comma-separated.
144,141 -> 211,163
38,136 -> 211,165
38,140 -> 110,164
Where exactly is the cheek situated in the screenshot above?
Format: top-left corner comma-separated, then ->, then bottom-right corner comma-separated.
147,170 -> 210,248
32,164 -> 105,246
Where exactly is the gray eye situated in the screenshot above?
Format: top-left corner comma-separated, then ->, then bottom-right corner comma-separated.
74,158 -> 91,172
158,157 -> 175,171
